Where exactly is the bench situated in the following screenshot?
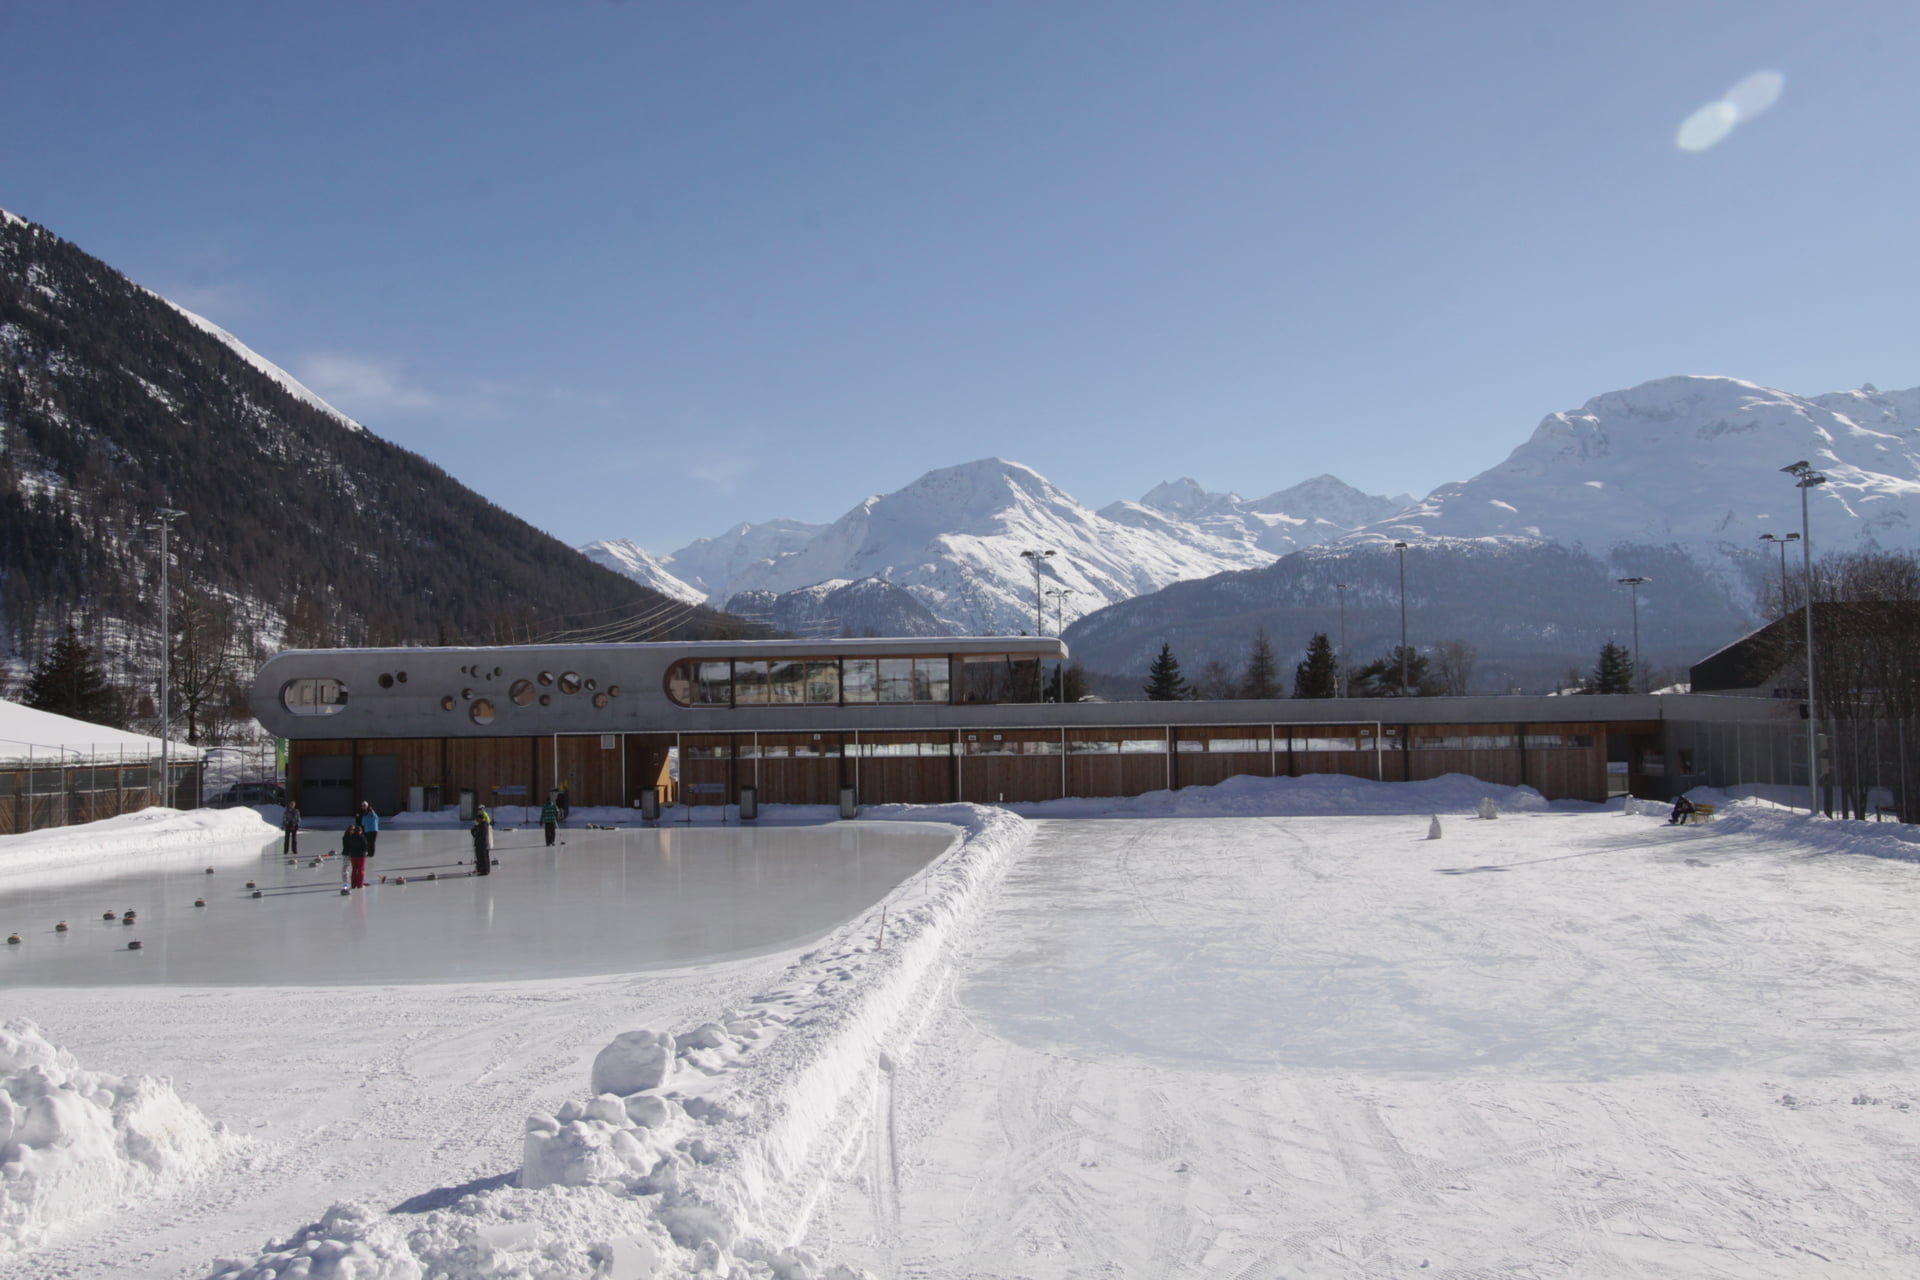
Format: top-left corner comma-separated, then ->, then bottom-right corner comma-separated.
1682,803 -> 1716,825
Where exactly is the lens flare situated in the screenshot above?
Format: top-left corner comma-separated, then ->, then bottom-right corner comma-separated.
1675,69 -> 1785,152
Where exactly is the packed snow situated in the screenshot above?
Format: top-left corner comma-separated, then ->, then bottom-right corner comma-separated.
5,777 -> 1920,1278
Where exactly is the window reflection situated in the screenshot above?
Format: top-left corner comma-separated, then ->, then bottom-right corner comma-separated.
842,658 -> 877,704
804,661 -> 839,703
734,660 -> 770,705
694,662 -> 732,705
877,658 -> 914,702
769,660 -> 807,704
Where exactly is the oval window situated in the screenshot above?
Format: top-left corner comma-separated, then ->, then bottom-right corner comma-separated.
510,679 -> 536,707
585,678 -> 598,692
539,694 -> 552,707
608,685 -> 621,697
559,672 -> 582,695
470,698 -> 496,726
441,695 -> 456,711
396,671 -> 408,683
592,692 -> 610,709
378,673 -> 394,689
538,671 -> 554,687
461,688 -> 474,700
493,667 -> 504,678
281,678 -> 349,716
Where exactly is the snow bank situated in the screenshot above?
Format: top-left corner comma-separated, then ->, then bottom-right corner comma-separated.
1008,769 -> 1553,819
0,1020 -> 239,1255
0,807 -> 277,889
208,805 -> 1034,1280
1681,790 -> 1920,863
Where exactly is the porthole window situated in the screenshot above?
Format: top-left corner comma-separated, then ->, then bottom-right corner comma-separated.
441,695 -> 456,711
281,678 -> 349,716
461,688 -> 474,700
592,692 -> 610,709
539,694 -> 553,706
470,698 -> 496,726
493,667 -> 503,678
537,671 -> 554,686
559,672 -> 582,695
585,678 -> 598,692
396,671 -> 408,683
378,673 -> 394,689
608,685 -> 621,697
510,679 -> 536,707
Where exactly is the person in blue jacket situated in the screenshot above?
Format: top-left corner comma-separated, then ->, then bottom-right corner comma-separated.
356,800 -> 381,855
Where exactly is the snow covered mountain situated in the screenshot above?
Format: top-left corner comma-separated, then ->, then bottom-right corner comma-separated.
723,578 -> 949,638
1066,375 -> 1920,687
1101,474 -> 1416,557
585,462 -> 1408,637
579,539 -> 707,606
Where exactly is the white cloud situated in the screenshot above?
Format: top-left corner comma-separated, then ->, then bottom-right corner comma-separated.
294,352 -> 439,413
1676,70 -> 1785,152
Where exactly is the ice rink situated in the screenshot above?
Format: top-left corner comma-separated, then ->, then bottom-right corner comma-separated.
0,819 -> 953,986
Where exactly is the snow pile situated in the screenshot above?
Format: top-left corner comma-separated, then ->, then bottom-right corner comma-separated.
1681,789 -> 1920,862
0,807 -> 277,889
1009,769 -> 1554,820
208,805 -> 1034,1280
0,1020 -> 237,1255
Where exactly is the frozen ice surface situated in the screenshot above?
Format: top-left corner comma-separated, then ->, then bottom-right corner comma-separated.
0,821 -> 951,986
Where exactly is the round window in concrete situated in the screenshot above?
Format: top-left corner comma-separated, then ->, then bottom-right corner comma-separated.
510,679 -> 536,707
539,694 -> 552,707
470,698 -> 496,726
396,671 -> 408,683
559,672 -> 582,695
441,695 -> 456,711
584,677 -> 598,692
592,692 -> 610,709
493,667 -> 503,678
378,673 -> 394,689
537,671 -> 554,686
608,685 -> 621,697
461,688 -> 474,700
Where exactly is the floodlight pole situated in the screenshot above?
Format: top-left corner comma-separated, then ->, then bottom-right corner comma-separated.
1019,549 -> 1055,635
1782,463 -> 1826,814
149,508 -> 186,807
1616,577 -> 1649,693
1334,583 -> 1351,698
1759,532 -> 1800,618
1393,542 -> 1409,695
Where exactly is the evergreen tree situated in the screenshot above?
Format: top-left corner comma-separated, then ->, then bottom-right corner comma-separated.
1293,632 -> 1339,698
1240,628 -> 1281,699
1060,662 -> 1090,703
1585,640 -> 1634,694
25,623 -> 120,725
1143,643 -> 1189,701
1349,645 -> 1436,697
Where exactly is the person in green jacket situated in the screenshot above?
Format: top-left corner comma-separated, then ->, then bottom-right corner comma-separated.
541,793 -> 561,846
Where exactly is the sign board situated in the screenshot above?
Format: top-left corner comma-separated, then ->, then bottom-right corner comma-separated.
687,782 -> 728,795
494,785 -> 529,797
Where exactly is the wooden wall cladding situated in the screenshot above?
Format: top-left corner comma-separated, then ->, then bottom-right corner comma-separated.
538,735 -> 626,808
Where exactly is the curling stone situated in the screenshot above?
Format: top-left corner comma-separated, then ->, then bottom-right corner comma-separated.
194,898 -> 206,908
55,921 -> 68,932
6,934 -> 20,945
340,887 -> 351,896
245,881 -> 256,889
426,872 -> 437,881
251,890 -> 262,898
127,940 -> 142,950
204,867 -> 214,875
394,876 -> 407,885
123,915 -> 136,925
103,910 -> 117,920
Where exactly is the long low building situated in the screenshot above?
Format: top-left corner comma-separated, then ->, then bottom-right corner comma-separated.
251,638 -> 1682,814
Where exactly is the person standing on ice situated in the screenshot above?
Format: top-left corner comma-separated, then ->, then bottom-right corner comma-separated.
469,816 -> 492,875
540,792 -> 561,847
557,780 -> 571,823
356,800 -> 380,855
281,802 -> 301,855
342,821 -> 371,889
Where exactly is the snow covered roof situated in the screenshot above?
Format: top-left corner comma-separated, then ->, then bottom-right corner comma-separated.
0,699 -> 202,765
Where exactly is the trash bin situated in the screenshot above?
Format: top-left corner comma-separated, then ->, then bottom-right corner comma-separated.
839,784 -> 857,820
738,784 -> 758,821
638,786 -> 659,822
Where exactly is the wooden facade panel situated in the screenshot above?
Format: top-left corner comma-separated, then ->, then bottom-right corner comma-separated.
749,757 -> 844,806
539,735 -> 626,809
959,754 -> 1063,804
853,756 -> 954,806
1174,752 -> 1273,788
1290,751 -> 1382,779
445,737 -> 542,811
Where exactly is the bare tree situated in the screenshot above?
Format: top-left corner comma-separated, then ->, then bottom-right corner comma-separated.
170,589 -> 243,746
1432,640 -> 1477,696
1192,659 -> 1238,701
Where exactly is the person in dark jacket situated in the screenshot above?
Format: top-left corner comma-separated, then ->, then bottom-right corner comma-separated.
1668,796 -> 1698,825
343,822 -> 371,888
356,801 -> 380,855
470,817 -> 492,875
281,803 -> 301,855
540,793 -> 561,846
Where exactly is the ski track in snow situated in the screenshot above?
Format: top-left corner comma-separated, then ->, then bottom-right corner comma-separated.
807,808 -> 1920,1279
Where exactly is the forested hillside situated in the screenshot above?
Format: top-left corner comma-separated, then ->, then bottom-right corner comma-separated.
0,209 -> 746,715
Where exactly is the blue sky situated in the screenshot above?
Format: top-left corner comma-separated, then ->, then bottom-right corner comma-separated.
5,2 -> 1917,552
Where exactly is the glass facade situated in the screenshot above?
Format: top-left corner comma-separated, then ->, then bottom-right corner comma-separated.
665,655 -> 971,708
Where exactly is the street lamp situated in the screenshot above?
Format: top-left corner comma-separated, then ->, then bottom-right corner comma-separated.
1334,583 -> 1352,698
1782,461 -> 1827,814
1045,588 -> 1074,702
1019,549 -> 1055,635
147,508 -> 186,807
1393,542 -> 1410,695
1758,532 -> 1800,617
1616,577 -> 1649,693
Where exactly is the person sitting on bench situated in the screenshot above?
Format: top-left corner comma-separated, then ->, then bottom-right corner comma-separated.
1668,796 -> 1698,825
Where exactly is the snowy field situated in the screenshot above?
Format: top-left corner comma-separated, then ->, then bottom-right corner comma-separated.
4,778 -> 1920,1278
